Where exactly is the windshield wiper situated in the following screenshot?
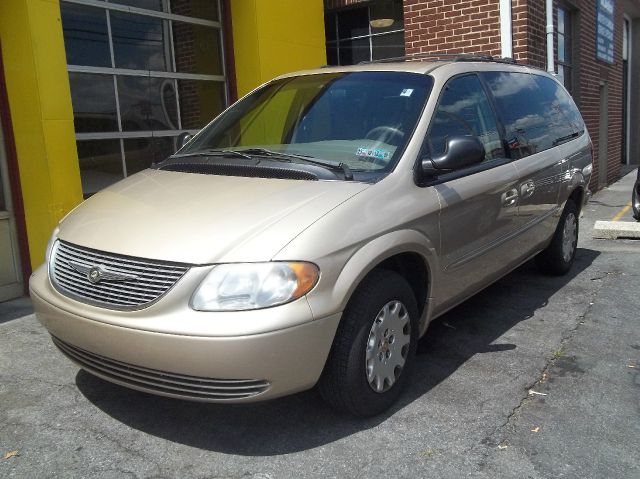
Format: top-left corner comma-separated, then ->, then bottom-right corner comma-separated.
552,132 -> 580,146
235,147 -> 299,161
235,148 -> 354,180
172,147 -> 354,181
171,149 -> 253,160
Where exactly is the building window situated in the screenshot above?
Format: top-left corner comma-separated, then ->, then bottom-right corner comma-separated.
61,0 -> 227,197
556,6 -> 574,93
325,0 -> 404,66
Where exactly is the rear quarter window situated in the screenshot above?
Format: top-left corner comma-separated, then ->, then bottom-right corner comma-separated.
531,74 -> 585,138
481,71 -> 583,159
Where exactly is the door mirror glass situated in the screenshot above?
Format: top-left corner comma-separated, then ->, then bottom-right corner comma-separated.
421,135 -> 485,177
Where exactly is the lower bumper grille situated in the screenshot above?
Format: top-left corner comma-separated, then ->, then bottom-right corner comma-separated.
52,336 -> 270,401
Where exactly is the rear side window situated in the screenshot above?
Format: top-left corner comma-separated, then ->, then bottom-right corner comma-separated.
482,72 -> 582,159
427,74 -> 503,162
531,75 -> 585,139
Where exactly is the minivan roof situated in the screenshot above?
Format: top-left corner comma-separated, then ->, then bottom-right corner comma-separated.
276,55 -> 547,81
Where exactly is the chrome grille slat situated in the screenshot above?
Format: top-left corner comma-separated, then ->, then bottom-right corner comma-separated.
55,264 -> 164,297
61,242 -> 186,272
51,240 -> 189,309
55,277 -> 141,305
56,277 -> 154,304
52,336 -> 270,400
56,249 -> 183,281
54,266 -> 174,304
58,251 -> 184,277
55,259 -> 177,286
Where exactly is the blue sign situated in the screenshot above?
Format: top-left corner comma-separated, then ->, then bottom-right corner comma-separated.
596,0 -> 615,63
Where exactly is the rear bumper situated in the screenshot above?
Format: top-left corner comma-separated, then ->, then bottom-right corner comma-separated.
30,266 -> 341,402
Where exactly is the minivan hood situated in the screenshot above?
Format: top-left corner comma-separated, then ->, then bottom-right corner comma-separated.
59,169 -> 369,264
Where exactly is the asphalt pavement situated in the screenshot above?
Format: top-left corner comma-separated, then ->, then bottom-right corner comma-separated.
1,170 -> 639,478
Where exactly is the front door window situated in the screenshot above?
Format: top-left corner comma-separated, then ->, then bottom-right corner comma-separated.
427,74 -> 503,162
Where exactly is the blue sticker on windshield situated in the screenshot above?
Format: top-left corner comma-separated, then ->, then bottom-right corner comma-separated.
356,147 -> 391,160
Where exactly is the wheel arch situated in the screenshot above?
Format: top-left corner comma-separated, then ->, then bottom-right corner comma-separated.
567,185 -> 586,214
312,229 -> 437,336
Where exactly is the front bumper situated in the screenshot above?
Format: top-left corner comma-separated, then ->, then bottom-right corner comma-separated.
30,265 -> 341,402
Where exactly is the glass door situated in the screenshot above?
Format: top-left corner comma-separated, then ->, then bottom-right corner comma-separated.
0,115 -> 23,302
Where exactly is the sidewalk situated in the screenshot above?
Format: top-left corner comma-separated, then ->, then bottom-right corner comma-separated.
0,296 -> 32,325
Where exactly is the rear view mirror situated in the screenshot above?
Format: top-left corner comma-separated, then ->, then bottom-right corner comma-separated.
421,136 -> 485,178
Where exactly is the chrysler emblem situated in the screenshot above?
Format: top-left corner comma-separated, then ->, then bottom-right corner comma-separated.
68,262 -> 138,284
88,266 -> 102,284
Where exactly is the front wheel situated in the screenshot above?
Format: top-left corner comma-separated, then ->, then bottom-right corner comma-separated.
319,270 -> 419,417
536,199 -> 579,275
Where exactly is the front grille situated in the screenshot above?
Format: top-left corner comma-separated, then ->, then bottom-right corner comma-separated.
52,336 -> 270,401
50,240 -> 189,310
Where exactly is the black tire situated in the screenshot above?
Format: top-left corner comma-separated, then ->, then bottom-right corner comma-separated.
536,199 -> 579,276
632,179 -> 640,221
319,269 -> 419,417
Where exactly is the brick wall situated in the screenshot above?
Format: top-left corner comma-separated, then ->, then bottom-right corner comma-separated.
400,0 -> 624,189
577,0 -> 623,185
511,0 -> 545,67
514,0 -> 623,189
170,0 -> 225,130
171,0 -> 201,130
403,0 -> 502,56
571,0 -> 623,188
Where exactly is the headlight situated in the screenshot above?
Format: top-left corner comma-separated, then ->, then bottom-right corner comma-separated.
45,226 -> 60,265
191,262 -> 319,311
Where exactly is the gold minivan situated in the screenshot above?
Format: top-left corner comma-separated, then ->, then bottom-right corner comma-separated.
30,57 -> 593,416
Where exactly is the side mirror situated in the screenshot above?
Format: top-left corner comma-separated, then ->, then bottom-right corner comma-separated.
176,132 -> 193,151
421,136 -> 485,178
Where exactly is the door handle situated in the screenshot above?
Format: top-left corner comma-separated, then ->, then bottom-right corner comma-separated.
520,180 -> 535,198
501,188 -> 519,207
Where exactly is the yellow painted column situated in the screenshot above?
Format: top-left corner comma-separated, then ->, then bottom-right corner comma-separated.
0,0 -> 82,269
231,0 -> 327,97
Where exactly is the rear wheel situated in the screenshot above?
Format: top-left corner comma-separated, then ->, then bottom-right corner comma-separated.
319,270 -> 418,417
536,199 -> 579,275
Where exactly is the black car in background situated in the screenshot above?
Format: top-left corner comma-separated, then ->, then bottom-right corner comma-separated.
633,168 -> 640,221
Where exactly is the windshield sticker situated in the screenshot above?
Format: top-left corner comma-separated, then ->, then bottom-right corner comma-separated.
400,88 -> 414,97
356,147 -> 391,161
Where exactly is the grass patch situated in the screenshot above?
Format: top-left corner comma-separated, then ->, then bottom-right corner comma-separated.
421,448 -> 437,458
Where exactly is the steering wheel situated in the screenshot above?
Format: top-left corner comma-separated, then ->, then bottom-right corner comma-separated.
365,126 -> 405,146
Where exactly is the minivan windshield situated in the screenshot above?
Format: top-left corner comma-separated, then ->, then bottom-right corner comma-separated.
174,71 -> 433,179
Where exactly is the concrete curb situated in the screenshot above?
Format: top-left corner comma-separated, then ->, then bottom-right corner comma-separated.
592,220 -> 640,239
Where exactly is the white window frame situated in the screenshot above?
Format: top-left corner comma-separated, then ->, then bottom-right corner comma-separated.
325,5 -> 405,65
62,0 -> 227,178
